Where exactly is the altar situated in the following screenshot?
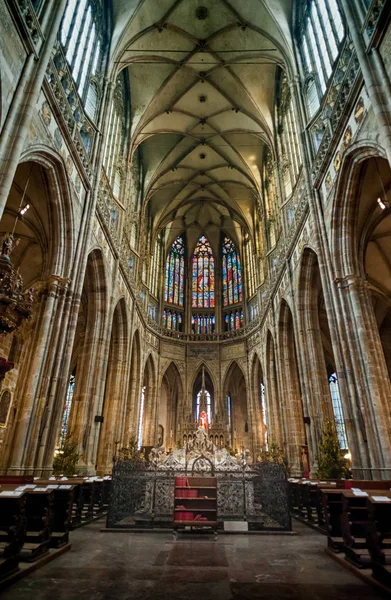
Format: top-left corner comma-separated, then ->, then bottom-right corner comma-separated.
106,426 -> 291,532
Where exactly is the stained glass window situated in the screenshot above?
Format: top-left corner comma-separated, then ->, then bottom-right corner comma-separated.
222,237 -> 242,306
329,373 -> 348,449
164,236 -> 185,307
191,314 -> 216,334
196,390 -> 212,423
163,309 -> 183,332
59,373 -> 75,447
224,310 -> 243,331
192,236 -> 215,308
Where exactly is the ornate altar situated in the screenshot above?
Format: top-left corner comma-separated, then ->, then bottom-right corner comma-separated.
106,427 -> 291,532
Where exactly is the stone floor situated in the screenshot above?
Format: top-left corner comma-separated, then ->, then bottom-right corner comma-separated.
1,519 -> 385,599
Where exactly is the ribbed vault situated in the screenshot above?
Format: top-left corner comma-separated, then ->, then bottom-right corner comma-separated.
110,0 -> 294,249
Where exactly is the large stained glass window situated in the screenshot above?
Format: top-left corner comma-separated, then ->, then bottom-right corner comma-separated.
192,236 -> 215,308
222,237 -> 242,306
164,236 -> 185,307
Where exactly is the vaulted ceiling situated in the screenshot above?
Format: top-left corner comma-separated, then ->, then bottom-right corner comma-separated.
110,0 -> 294,252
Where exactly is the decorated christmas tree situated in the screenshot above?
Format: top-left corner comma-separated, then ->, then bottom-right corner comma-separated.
53,432 -> 80,476
316,419 -> 348,479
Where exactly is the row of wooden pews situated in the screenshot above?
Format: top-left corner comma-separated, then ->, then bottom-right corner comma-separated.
0,475 -> 111,583
289,478 -> 391,589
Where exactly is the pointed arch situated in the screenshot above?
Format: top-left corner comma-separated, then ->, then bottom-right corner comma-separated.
223,360 -> 249,454
265,329 -> 282,448
138,353 -> 157,449
277,299 -> 306,476
19,146 -> 75,279
251,353 -> 268,452
97,297 -> 129,474
192,364 -> 215,423
124,329 -> 142,443
160,361 -> 183,449
60,248 -> 109,473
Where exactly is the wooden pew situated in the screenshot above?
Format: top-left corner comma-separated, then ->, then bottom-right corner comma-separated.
0,491 -> 26,579
322,482 -> 391,555
366,494 -> 391,587
34,481 -> 76,548
0,484 -> 54,562
322,488 -> 347,552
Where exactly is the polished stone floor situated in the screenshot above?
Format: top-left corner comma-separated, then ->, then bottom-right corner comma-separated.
1,519 -> 385,599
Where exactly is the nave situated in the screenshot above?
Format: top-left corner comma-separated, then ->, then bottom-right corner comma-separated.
0,520 -> 384,600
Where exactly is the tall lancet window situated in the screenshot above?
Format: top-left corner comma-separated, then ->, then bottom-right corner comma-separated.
222,236 -> 242,307
192,236 -> 215,308
164,236 -> 185,307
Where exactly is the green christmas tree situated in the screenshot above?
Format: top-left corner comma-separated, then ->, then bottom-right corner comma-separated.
53,432 -> 80,476
316,419 -> 348,479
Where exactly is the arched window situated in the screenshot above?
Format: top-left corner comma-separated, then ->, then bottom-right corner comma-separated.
164,236 -> 185,307
196,389 -> 212,423
222,236 -> 242,307
150,232 -> 163,300
244,235 -> 256,298
59,373 -> 75,447
192,236 -> 215,308
299,0 -> 345,111
329,372 -> 348,449
60,0 -> 104,110
260,383 -> 268,450
103,73 -> 128,195
137,385 -> 146,449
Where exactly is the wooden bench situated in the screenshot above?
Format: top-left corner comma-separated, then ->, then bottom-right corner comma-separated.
0,484 -> 54,562
366,494 -> 391,587
0,491 -> 26,580
34,481 -> 76,547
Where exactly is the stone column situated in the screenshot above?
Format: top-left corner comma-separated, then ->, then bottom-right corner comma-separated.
3,277 -> 67,474
0,1 -> 68,218
334,274 -> 391,478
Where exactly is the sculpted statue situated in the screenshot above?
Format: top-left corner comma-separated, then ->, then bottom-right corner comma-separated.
1,233 -> 17,260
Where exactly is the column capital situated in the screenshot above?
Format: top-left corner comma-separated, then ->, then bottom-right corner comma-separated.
334,274 -> 368,290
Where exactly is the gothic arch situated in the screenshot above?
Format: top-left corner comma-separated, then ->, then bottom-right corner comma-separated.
97,297 -> 130,474
124,328 -> 142,443
223,361 -> 249,454
138,353 -> 157,448
192,364 -> 215,422
159,361 -> 183,449
18,146 -> 76,279
250,353 -> 267,453
331,142 -> 388,279
277,299 -> 306,476
66,248 -> 109,472
265,329 -> 282,448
